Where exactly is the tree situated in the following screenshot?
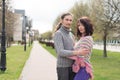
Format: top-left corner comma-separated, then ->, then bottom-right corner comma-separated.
91,0 -> 120,57
52,15 -> 61,33
5,0 -> 17,47
0,0 -> 17,47
41,31 -> 53,40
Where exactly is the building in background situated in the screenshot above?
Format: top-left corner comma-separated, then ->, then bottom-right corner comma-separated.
32,29 -> 39,40
13,13 -> 23,41
13,9 -> 26,42
13,9 -> 32,43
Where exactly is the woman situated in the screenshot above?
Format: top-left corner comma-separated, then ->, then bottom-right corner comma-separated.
53,13 -> 89,80
70,16 -> 94,80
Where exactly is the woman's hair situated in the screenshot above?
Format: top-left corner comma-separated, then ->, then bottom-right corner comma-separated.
55,12 -> 73,32
77,16 -> 94,37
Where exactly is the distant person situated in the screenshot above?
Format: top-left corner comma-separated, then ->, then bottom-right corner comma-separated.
53,13 -> 89,80
69,16 -> 94,80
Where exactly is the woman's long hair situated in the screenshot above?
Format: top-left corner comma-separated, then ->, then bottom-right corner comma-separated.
54,22 -> 62,32
77,16 -> 94,38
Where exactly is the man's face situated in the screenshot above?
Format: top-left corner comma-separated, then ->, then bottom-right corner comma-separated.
62,15 -> 73,29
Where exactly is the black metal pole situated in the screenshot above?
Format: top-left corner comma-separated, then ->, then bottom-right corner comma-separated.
0,0 -> 6,71
24,34 -> 26,51
24,16 -> 26,51
29,33 -> 30,47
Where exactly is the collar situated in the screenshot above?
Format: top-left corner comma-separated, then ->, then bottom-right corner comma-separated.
60,25 -> 70,34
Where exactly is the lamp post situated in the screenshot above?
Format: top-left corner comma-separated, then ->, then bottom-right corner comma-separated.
24,31 -> 26,51
28,30 -> 32,47
0,0 -> 6,71
24,16 -> 27,51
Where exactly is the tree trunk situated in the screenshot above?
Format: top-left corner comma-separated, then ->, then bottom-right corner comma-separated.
103,30 -> 107,57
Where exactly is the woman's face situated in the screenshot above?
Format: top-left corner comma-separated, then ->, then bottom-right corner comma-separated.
61,15 -> 73,29
78,22 -> 86,35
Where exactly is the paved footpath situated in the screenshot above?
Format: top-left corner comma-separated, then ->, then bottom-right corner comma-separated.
93,44 -> 120,52
19,41 -> 57,80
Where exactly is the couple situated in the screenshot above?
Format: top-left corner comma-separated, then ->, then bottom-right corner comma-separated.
53,12 -> 94,80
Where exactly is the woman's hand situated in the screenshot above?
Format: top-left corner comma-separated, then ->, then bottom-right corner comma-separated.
73,48 -> 89,56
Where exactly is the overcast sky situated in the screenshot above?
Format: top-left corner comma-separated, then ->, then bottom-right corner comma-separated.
12,0 -> 82,33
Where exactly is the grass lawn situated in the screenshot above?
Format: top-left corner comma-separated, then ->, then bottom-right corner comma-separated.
41,44 -> 120,80
0,45 -> 32,80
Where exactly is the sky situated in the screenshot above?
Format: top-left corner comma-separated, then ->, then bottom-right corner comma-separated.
12,0 -> 81,34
